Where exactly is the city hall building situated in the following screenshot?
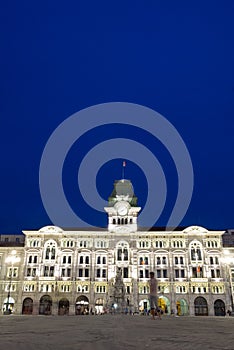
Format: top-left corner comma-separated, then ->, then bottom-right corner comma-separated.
0,179 -> 233,316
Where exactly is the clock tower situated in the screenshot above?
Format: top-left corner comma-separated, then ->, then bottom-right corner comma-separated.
104,179 -> 141,233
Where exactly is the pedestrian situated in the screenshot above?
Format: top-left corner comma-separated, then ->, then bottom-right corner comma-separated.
148,271 -> 160,320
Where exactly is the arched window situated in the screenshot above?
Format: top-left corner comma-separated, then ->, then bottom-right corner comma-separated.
180,257 -> 184,264
116,242 -> 129,261
85,256 -> 89,264
190,241 -> 202,261
175,257 -> 178,264
44,240 -> 57,261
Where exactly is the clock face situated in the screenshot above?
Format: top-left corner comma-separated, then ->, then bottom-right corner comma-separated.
118,205 -> 128,216
114,201 -> 129,216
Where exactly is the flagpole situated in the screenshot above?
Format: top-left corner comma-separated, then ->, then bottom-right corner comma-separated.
122,161 -> 126,179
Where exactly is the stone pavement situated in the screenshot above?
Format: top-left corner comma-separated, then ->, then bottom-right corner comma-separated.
0,314 -> 233,350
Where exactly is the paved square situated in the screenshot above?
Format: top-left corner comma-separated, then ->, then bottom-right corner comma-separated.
0,314 -> 233,350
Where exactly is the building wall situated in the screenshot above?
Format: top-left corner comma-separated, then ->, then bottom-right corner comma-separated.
0,225 -> 233,316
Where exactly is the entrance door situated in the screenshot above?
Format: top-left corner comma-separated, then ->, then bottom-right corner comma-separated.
58,298 -> 69,315
22,298 -> 33,314
194,297 -> 208,316
39,295 -> 52,315
214,299 -> 225,316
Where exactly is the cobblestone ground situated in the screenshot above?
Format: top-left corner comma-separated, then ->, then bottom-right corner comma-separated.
0,314 -> 233,350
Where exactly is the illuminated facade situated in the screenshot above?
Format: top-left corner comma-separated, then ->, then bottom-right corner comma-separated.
0,179 -> 233,316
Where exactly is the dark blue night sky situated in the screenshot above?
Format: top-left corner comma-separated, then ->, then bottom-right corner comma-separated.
1,1 -> 233,234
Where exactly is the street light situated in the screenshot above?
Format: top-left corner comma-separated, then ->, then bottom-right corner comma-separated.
4,250 -> 20,315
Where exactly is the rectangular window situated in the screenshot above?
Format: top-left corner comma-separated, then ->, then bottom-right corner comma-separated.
123,267 -> 128,278
49,266 -> 54,277
79,269 -> 83,277
163,269 -> 167,278
175,269 -> 179,278
85,269 -> 89,278
156,269 -> 161,278
181,269 -> 185,278
97,269 -> 101,278
44,266 -> 49,277
192,267 -> 197,278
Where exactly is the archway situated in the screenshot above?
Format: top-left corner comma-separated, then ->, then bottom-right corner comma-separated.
158,296 -> 170,314
22,298 -> 33,315
58,298 -> 69,315
139,299 -> 150,314
194,296 -> 208,316
176,298 -> 188,316
3,297 -> 15,314
39,295 -> 52,315
95,298 -> 104,314
214,299 -> 225,316
76,295 -> 89,315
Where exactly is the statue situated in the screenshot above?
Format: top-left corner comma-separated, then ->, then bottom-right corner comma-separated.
109,268 -> 126,313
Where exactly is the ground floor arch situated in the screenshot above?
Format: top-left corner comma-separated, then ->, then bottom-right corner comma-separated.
194,296 -> 208,316
22,297 -> 33,315
158,296 -> 170,314
76,295 -> 89,315
139,298 -> 149,313
176,298 -> 189,316
3,296 -> 15,314
58,298 -> 69,315
39,295 -> 52,315
214,299 -> 225,316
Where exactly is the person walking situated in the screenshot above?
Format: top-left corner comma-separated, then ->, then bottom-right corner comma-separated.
148,271 -> 161,320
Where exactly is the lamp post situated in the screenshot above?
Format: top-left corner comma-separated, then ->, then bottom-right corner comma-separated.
4,250 -> 20,315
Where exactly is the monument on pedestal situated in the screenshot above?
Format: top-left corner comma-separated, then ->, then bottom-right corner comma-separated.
109,268 -> 126,313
